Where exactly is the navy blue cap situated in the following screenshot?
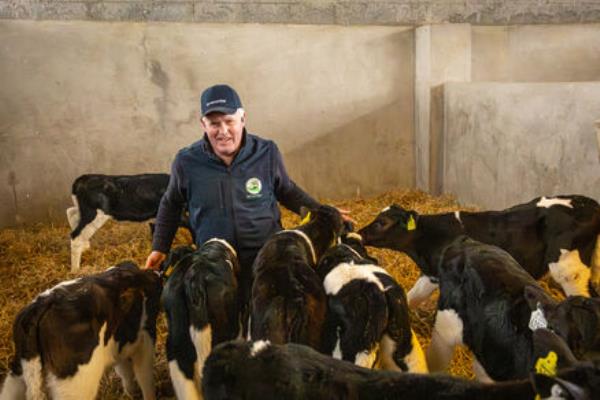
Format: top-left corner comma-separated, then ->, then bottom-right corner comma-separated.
201,84 -> 243,116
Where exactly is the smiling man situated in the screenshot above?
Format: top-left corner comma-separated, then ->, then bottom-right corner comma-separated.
145,84 -> 322,323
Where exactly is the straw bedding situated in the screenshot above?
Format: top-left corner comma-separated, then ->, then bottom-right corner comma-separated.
0,189 -> 565,398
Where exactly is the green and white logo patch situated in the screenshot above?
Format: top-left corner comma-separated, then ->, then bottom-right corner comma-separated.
246,177 -> 262,196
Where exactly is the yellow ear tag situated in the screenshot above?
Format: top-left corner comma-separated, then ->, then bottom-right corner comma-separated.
407,215 -> 416,231
164,265 -> 174,278
533,351 -> 558,400
300,212 -> 311,226
535,350 -> 557,377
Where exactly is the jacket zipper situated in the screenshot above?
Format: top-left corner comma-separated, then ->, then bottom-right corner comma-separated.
227,166 -> 239,249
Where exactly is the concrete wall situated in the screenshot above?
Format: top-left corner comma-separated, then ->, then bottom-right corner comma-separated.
3,0 -> 600,25
419,23 -> 600,199
441,82 -> 600,209
0,20 -> 413,227
472,24 -> 600,82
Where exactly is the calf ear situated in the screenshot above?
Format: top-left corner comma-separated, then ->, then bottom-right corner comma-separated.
532,374 -> 589,400
533,329 -> 579,370
299,206 -> 311,224
405,211 -> 419,231
524,285 -> 556,311
342,220 -> 355,234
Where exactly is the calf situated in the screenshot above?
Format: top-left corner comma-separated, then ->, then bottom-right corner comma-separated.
202,339 -> 600,400
67,173 -> 192,272
250,205 -> 343,350
525,289 -> 600,361
424,236 -> 558,381
161,239 -> 241,400
358,195 -> 600,306
317,232 -> 427,372
0,262 -> 161,400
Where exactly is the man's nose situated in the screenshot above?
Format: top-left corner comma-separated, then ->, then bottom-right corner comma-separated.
216,122 -> 228,134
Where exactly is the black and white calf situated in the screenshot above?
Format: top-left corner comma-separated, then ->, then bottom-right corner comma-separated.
162,239 -> 241,400
316,232 -> 427,372
425,236 -> 558,381
202,339 -> 599,400
525,289 -> 600,361
358,195 -> 600,306
67,173 -> 191,272
250,205 -> 344,350
0,262 -> 161,400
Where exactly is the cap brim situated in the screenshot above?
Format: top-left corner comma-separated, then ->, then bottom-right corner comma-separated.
203,106 -> 238,116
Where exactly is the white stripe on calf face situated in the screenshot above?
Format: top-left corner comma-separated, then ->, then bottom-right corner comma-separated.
250,340 -> 270,357
536,197 -> 573,209
323,262 -> 389,296
168,360 -> 202,400
549,249 -> 591,297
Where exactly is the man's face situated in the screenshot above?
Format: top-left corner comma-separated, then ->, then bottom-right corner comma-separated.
201,109 -> 245,163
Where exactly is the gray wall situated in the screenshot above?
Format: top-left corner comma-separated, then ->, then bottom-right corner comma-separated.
3,0 -> 600,25
419,23 -> 600,202
0,21 -> 413,227
441,82 -> 600,209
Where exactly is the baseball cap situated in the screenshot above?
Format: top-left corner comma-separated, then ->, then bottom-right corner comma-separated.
201,84 -> 243,116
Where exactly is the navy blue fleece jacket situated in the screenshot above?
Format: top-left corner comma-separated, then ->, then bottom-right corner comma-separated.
152,131 -> 320,253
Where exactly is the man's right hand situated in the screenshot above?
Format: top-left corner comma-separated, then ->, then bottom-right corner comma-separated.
145,251 -> 167,271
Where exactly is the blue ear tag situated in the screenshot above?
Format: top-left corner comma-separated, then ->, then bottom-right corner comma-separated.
300,212 -> 311,226
407,215 -> 416,231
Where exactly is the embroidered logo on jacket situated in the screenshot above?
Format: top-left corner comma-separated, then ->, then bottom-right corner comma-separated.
246,177 -> 263,198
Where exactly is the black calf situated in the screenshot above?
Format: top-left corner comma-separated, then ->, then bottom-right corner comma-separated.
250,205 -> 343,350
162,239 -> 241,400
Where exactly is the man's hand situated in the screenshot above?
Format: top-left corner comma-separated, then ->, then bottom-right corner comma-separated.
145,251 -> 167,271
337,208 -> 356,224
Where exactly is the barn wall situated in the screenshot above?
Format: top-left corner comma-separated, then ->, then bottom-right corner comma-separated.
472,24 -> 600,82
3,0 -> 600,25
0,20 -> 413,227
441,82 -> 600,209
419,23 -> 600,201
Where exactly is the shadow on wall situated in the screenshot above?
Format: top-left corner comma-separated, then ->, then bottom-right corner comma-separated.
284,99 -> 414,201
596,120 -> 600,163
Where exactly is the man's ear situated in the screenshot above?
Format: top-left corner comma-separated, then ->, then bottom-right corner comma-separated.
200,114 -> 208,130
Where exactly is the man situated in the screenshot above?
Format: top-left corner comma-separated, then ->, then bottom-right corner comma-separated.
145,84 -> 327,316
